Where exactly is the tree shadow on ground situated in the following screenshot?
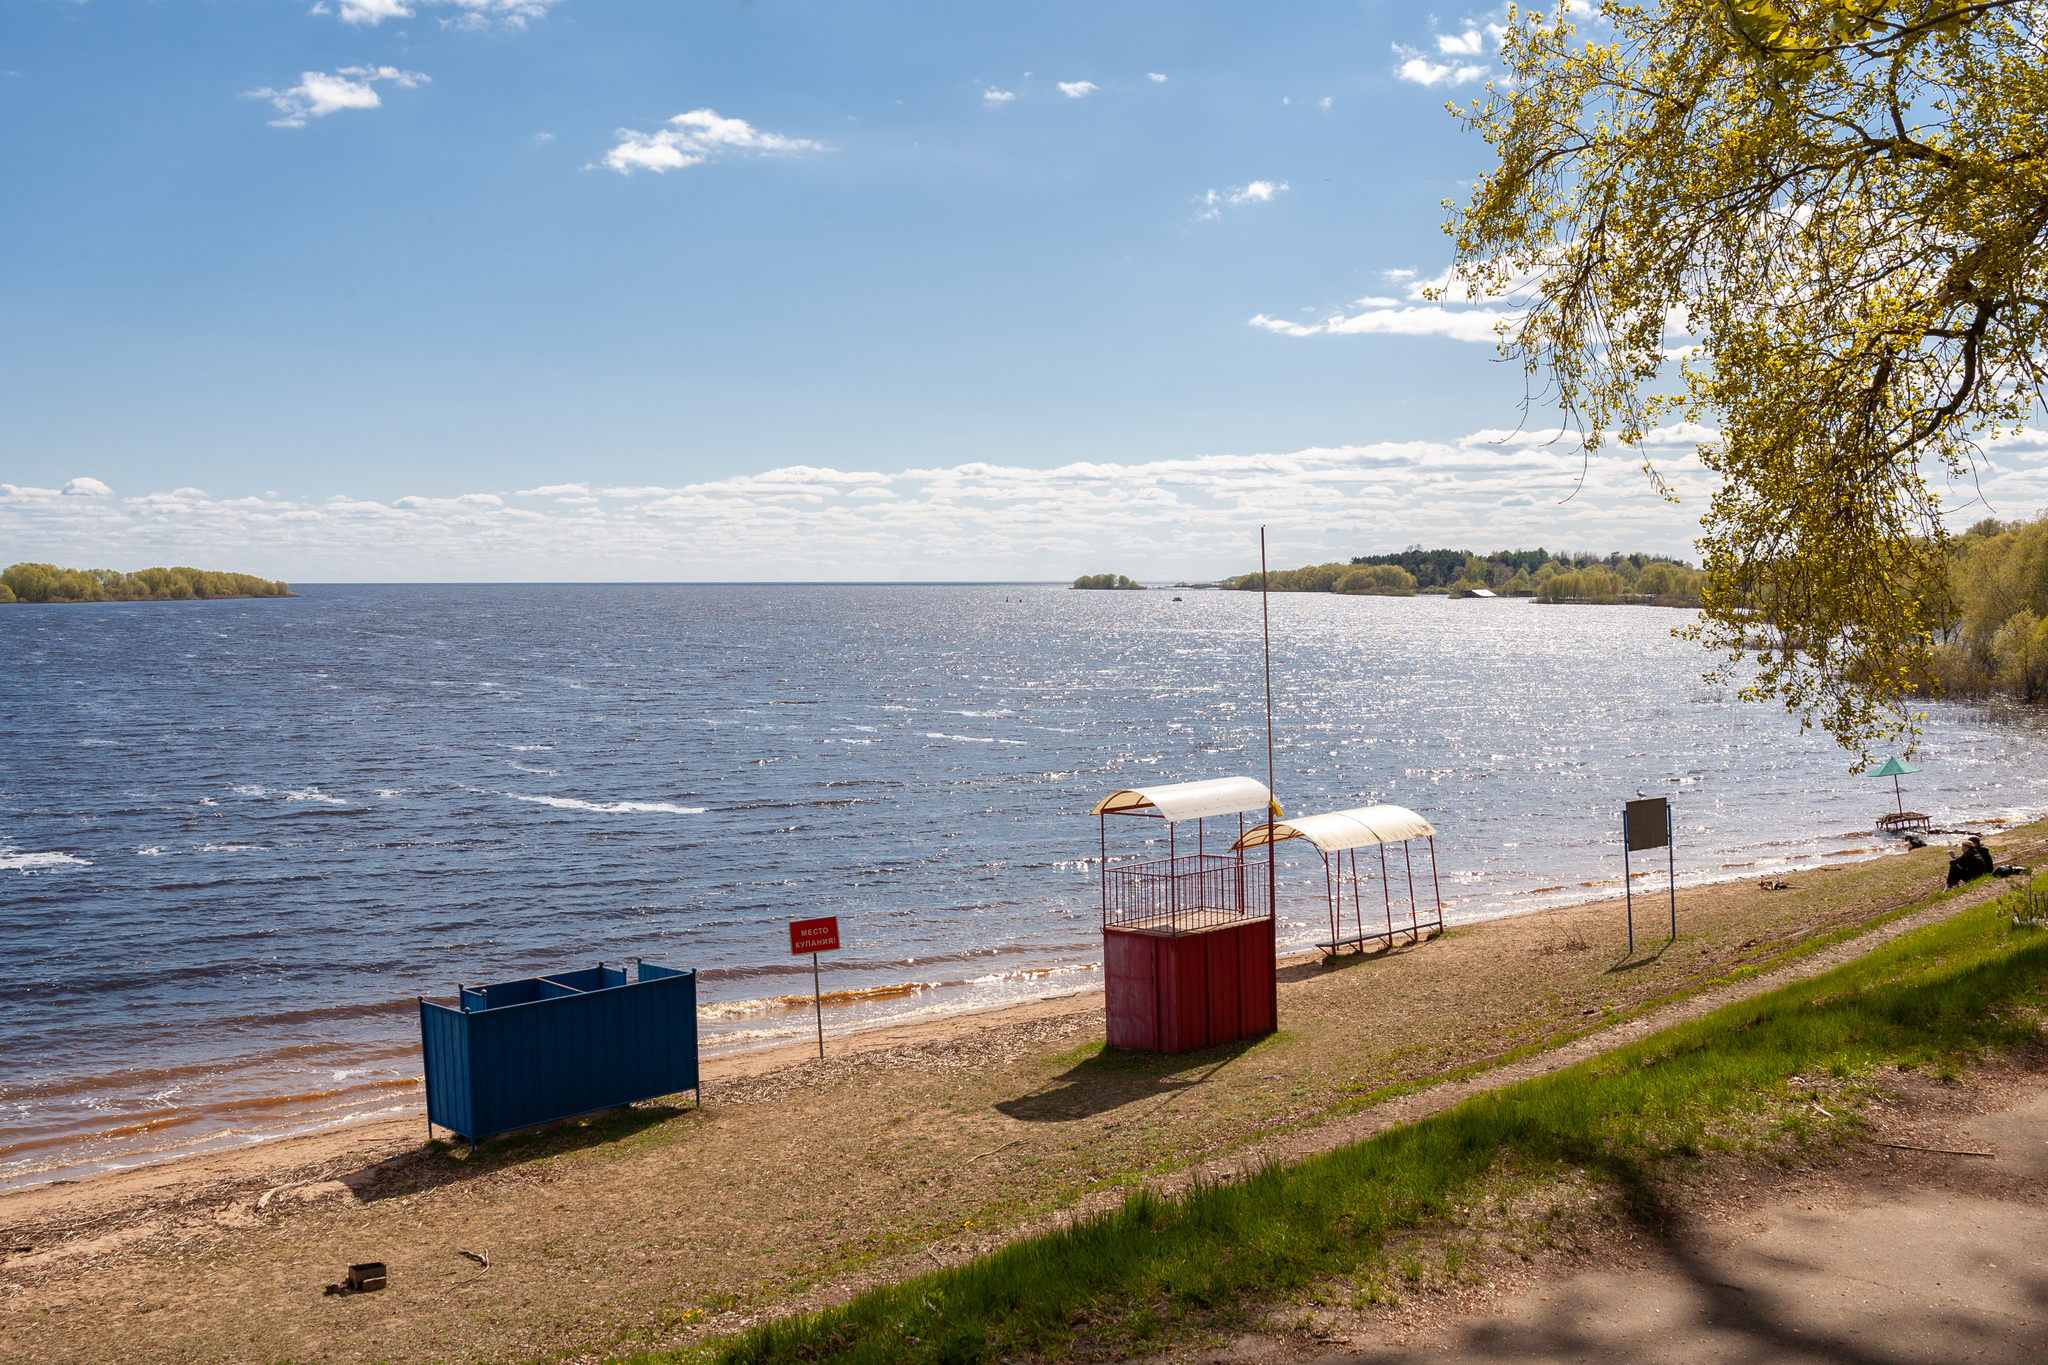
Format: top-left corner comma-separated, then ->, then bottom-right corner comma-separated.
1350,1158 -> 2048,1365
338,1095 -> 700,1203
995,1039 -> 1261,1123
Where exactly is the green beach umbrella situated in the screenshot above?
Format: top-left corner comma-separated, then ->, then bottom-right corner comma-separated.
1870,755 -> 1921,813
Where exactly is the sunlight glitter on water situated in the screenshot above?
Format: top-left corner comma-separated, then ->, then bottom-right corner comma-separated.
3,584 -> 2043,1187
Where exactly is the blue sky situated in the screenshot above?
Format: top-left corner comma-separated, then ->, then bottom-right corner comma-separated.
4,0 -> 2042,580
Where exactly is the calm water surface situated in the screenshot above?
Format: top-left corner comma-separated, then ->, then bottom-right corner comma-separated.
4,584 -> 2044,1187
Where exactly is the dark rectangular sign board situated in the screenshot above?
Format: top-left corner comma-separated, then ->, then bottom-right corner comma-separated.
1625,798 -> 1670,852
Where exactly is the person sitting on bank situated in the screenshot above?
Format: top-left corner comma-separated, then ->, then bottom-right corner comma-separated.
1947,835 -> 1995,889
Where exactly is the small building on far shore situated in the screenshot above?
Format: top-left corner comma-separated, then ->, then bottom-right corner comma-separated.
1458,587 -> 1498,599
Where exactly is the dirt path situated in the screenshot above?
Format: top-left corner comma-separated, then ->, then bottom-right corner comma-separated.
2,826 -> 2039,1365
1181,1062 -> 2048,1365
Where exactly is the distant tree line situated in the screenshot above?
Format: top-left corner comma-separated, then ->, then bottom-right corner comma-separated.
1216,562 -> 1420,595
1071,573 -> 1146,590
1924,514 -> 2048,702
1221,547 -> 1701,604
0,562 -> 294,604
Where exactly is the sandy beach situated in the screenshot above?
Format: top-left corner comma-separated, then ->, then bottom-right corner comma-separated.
3,823 -> 2042,1364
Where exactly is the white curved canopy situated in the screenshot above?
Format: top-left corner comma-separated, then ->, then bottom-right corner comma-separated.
1091,776 -> 1273,823
1229,803 -> 1436,853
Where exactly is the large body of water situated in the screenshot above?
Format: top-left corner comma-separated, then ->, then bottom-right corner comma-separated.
5,584 -> 2045,1189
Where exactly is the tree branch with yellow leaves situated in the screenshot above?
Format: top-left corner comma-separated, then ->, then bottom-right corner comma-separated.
1443,0 -> 2048,766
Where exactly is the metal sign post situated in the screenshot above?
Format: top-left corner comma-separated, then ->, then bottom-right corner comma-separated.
1623,797 -> 1677,950
787,916 -> 842,1059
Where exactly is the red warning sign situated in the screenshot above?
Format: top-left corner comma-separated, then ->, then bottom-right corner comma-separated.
788,916 -> 841,955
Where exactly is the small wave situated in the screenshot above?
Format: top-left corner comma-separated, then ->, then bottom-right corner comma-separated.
283,788 -> 349,806
80,738 -> 119,746
1,847 -> 92,873
505,793 -> 707,815
701,981 -> 943,1019
135,847 -> 168,857
924,733 -> 1028,745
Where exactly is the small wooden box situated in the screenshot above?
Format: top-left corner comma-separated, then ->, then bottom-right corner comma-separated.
345,1262 -> 387,1292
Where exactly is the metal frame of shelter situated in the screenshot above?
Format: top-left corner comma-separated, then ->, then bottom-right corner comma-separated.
1231,805 -> 1444,953
1091,777 -> 1275,933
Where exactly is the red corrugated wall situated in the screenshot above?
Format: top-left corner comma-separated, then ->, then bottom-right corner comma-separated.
1103,918 -> 1275,1054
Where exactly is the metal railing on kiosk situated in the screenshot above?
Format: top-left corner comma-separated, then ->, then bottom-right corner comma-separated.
1104,851 -> 1273,935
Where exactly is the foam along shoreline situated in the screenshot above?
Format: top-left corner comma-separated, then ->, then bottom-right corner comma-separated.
8,827 -> 2013,1202
7,822 -> 2021,1193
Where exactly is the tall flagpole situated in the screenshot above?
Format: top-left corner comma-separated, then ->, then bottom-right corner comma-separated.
1261,528 -> 1276,929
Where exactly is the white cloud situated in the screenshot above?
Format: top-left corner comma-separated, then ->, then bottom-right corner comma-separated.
602,108 -> 823,175
1252,263 -> 1532,341
1197,180 -> 1289,219
332,0 -> 411,21
327,0 -> 560,27
1395,20 -> 1505,85
12,428 -> 2044,579
517,482 -> 591,497
983,88 -> 1015,104
394,492 -> 503,509
1252,307 -> 1518,343
1147,73 -> 1167,82
1316,95 -> 1333,110
1392,47 -> 1488,86
248,66 -> 428,128
62,477 -> 111,497
1057,80 -> 1097,98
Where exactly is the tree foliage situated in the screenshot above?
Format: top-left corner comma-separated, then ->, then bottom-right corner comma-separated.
1929,512 -> 2048,698
1444,0 -> 2048,765
1224,547 -> 1699,601
1071,573 -> 1145,590
1,562 -> 293,604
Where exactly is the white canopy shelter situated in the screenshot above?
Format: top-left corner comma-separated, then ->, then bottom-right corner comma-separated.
1092,776 -> 1273,824
1227,803 -> 1444,953
1227,804 -> 1435,852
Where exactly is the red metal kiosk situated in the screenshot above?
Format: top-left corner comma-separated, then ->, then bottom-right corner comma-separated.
1091,777 -> 1277,1053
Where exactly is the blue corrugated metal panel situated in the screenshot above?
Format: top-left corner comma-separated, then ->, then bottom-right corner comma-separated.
545,966 -> 610,993
419,1001 -> 473,1136
419,963 -> 698,1141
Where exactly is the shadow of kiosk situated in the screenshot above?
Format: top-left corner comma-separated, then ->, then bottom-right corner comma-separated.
1090,777 -> 1277,1054
1231,805 -> 1445,954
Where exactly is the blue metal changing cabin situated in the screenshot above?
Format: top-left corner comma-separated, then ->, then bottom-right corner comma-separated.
419,959 -> 698,1142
